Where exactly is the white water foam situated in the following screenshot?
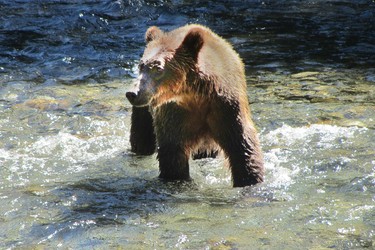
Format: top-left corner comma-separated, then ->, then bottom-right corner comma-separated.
264,124 -> 367,148
0,117 -> 130,187
262,124 -> 369,189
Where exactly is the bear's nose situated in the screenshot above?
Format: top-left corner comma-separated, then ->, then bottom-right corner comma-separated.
126,92 -> 137,102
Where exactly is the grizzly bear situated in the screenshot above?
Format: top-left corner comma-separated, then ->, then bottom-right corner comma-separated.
126,24 -> 264,187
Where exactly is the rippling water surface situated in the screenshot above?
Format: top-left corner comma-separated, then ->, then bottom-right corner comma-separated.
1,0 -> 374,249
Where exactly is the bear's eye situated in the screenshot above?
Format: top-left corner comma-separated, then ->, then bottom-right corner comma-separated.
150,67 -> 162,80
151,66 -> 163,73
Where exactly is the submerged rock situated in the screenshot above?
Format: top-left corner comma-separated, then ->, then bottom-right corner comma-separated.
290,71 -> 320,79
249,70 -> 375,129
23,98 -> 73,111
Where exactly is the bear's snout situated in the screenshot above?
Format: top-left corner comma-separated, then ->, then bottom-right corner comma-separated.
126,90 -> 151,107
126,91 -> 137,104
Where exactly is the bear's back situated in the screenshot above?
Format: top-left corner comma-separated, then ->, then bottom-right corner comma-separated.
173,25 -> 245,88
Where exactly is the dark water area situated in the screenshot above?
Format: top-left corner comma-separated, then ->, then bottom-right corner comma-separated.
1,0 -> 374,85
1,1 -> 375,249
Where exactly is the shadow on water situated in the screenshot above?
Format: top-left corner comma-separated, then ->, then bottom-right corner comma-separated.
22,177 -> 176,245
22,172 -> 257,246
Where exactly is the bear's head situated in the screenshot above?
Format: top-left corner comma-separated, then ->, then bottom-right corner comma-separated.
126,26 -> 204,107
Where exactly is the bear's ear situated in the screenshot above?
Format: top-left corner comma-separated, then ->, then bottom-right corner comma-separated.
176,27 -> 204,61
145,26 -> 163,43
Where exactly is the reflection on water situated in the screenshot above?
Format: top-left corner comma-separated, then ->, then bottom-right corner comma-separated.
1,0 -> 374,249
1,0 -> 374,84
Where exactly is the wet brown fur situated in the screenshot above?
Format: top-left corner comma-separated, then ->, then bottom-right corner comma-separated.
129,24 -> 264,187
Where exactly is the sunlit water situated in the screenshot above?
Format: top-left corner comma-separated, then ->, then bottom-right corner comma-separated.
1,0 -> 374,249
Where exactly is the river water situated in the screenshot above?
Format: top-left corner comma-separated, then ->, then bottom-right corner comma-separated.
1,0 -> 374,249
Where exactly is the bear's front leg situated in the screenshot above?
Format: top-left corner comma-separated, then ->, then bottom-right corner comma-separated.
227,126 -> 264,187
154,103 -> 191,181
158,145 -> 190,180
130,106 -> 156,155
208,98 -> 264,187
